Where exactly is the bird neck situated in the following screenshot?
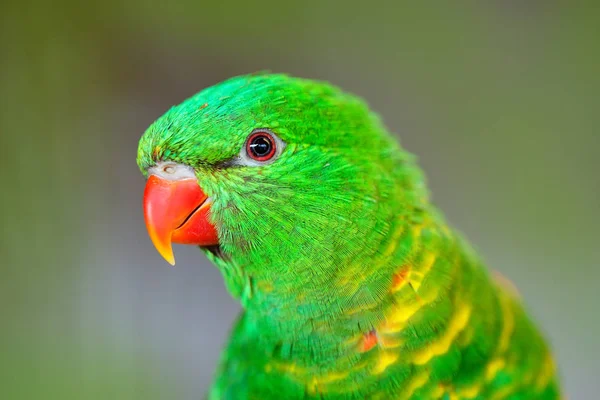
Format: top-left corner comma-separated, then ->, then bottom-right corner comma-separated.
228,211 -> 443,368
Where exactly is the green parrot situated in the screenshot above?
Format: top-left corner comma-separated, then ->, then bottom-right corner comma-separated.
137,74 -> 561,399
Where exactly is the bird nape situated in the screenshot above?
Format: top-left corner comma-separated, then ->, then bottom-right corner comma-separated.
137,73 -> 561,399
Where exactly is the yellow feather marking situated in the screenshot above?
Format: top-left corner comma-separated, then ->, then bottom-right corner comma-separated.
379,334 -> 404,349
371,351 -> 399,375
307,370 -> 350,394
337,265 -> 369,292
350,359 -> 368,373
412,303 -> 472,365
344,299 -> 379,316
382,222 -> 406,258
291,360 -> 371,396
412,224 -> 424,239
388,294 -> 423,324
458,326 -> 475,347
442,357 -> 504,400
398,368 -> 430,400
257,280 -> 274,293
353,217 -> 415,295
430,385 -> 446,398
489,384 -> 517,400
409,271 -> 424,291
411,252 -> 436,291
390,265 -> 411,293
443,379 -> 484,400
485,358 -> 506,382
535,353 -> 556,390
266,360 -> 310,379
381,286 -> 440,335
458,381 -> 483,399
344,333 -> 360,346
278,362 -> 299,374
522,368 -> 536,387
268,359 -> 363,395
497,292 -> 515,354
441,223 -> 452,236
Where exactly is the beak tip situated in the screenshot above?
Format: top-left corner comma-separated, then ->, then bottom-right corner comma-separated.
157,246 -> 176,266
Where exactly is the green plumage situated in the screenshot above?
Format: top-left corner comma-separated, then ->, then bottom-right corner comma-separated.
137,74 -> 560,399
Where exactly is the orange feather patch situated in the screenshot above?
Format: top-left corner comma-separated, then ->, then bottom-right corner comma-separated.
391,265 -> 411,292
360,330 -> 378,352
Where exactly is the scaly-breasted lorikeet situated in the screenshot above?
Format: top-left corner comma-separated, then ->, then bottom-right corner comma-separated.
137,74 -> 561,399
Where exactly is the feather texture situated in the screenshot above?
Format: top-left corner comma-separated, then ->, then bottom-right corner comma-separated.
137,74 -> 560,399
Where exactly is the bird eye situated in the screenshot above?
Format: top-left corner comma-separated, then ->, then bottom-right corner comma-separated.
245,130 -> 277,162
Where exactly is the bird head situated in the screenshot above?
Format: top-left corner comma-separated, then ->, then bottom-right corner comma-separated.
137,74 -> 427,303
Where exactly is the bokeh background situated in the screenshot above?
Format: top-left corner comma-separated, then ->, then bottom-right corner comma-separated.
1,1 -> 598,399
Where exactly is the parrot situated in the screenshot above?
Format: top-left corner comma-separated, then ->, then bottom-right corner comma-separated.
137,73 -> 561,399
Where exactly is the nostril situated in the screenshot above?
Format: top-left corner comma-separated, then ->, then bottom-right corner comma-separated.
149,161 -> 195,180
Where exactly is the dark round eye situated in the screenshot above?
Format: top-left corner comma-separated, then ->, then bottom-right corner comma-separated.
246,131 -> 276,161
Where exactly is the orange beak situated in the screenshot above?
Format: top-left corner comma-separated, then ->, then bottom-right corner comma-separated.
143,175 -> 219,265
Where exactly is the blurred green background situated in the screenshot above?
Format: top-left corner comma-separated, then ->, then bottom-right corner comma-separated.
1,1 -> 598,398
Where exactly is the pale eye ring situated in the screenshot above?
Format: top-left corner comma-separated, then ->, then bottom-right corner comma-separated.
235,128 -> 286,166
